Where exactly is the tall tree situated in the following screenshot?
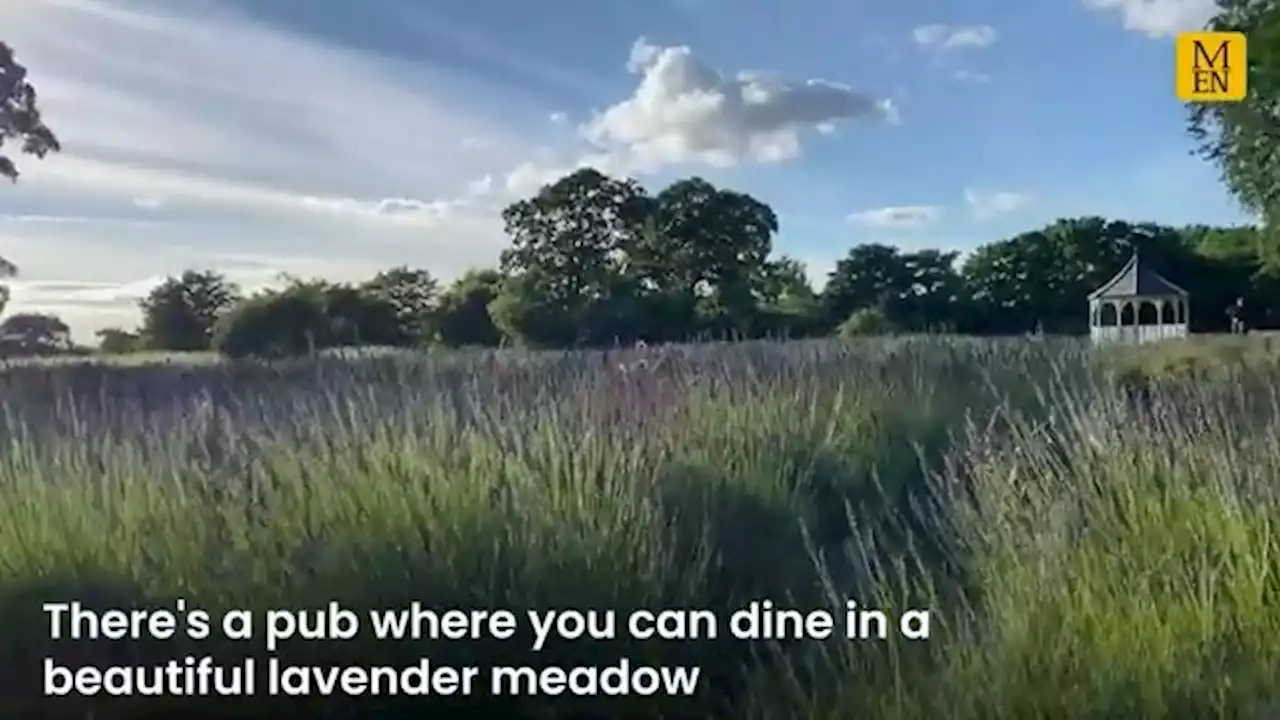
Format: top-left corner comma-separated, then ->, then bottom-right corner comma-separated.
646,177 -> 778,333
896,249 -> 964,331
1188,0 -> 1280,265
821,243 -> 912,327
0,42 -> 60,182
139,270 -> 240,351
961,231 -> 1065,334
499,168 -> 650,345
0,255 -> 15,317
1,42 -> 60,313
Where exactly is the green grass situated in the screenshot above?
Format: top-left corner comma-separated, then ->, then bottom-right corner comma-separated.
1,336 -> 1278,718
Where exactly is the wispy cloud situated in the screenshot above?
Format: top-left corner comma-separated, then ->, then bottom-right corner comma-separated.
2,0 -> 552,339
965,188 -> 1033,218
912,24 -> 998,50
953,69 -> 991,84
847,205 -> 943,229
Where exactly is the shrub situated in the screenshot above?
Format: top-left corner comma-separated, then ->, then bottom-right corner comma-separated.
838,306 -> 894,337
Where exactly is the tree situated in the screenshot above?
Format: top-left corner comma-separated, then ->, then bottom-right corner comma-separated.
212,287 -> 329,359
212,277 -> 406,358
433,270 -> 504,347
0,42 -> 60,183
360,266 -> 439,345
139,270 -> 240,351
757,256 -> 822,337
821,244 -> 912,329
646,177 -> 778,335
1188,0 -> 1280,265
0,254 -> 15,317
95,327 -> 142,354
0,312 -> 71,355
318,282 -> 405,347
0,42 -> 58,310
895,249 -> 965,332
500,168 -> 651,345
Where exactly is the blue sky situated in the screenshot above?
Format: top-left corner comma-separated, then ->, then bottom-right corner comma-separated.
0,0 -> 1245,340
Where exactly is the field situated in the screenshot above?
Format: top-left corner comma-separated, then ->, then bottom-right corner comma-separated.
2,335 -> 1279,719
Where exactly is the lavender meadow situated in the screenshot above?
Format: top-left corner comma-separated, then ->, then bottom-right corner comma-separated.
1,337 -> 1278,719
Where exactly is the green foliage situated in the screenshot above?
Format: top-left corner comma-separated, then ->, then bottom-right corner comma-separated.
433,269 -> 504,347
0,42 -> 60,182
94,327 -> 143,355
838,306 -> 893,337
0,312 -> 70,355
52,169 -> 1280,358
3,338 -> 1280,717
212,287 -> 328,359
496,169 -> 785,344
0,254 -> 15,317
360,266 -> 439,345
1102,333 -> 1280,389
211,279 -> 404,359
649,177 -> 779,327
139,270 -> 240,352
1188,0 -> 1280,265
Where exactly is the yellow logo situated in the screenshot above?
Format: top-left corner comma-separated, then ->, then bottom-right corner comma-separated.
1176,32 -> 1247,102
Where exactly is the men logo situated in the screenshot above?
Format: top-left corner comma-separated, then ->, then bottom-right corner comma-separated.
1176,32 -> 1247,102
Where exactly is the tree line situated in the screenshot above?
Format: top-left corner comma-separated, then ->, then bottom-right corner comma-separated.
0,166 -> 1263,359
3,0 -> 1280,360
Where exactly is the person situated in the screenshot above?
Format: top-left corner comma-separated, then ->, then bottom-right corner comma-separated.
1227,297 -> 1248,334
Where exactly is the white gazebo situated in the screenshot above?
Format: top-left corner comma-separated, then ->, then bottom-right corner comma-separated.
1087,252 -> 1189,344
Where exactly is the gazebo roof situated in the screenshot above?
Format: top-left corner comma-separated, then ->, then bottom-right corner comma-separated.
1087,252 -> 1187,300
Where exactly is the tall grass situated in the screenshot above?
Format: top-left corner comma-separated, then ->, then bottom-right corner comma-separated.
0,336 -> 1277,718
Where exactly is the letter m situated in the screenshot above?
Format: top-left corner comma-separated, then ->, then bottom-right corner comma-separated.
1193,39 -> 1230,69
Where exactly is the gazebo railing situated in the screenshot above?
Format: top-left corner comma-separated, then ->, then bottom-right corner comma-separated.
1090,324 -> 1188,344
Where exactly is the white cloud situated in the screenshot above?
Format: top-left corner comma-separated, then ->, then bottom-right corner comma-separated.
847,205 -> 942,229
0,0 -> 548,339
0,214 -> 478,341
1084,0 -> 1216,37
953,69 -> 991,84
965,188 -> 1033,218
549,111 -> 568,124
6,254 -> 385,338
913,24 -> 997,49
577,37 -> 896,169
0,6 -> 907,342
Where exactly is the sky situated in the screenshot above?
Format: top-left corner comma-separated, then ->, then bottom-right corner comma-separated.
0,0 -> 1251,342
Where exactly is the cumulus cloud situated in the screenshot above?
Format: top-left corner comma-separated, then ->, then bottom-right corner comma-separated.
577,37 -> 896,169
965,188 -> 1033,218
1083,0 -> 1216,37
847,205 -> 942,229
0,5 -> 905,340
913,24 -> 998,49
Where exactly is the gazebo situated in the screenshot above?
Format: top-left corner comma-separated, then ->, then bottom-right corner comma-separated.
1087,251 -> 1189,344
